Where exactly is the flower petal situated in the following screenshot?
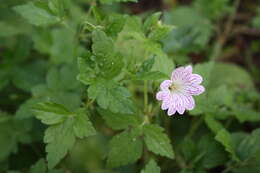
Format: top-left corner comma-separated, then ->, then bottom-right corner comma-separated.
185,65 -> 193,74
156,91 -> 170,101
186,74 -> 203,85
160,80 -> 172,90
176,104 -> 185,114
171,67 -> 185,80
184,95 -> 195,110
161,100 -> 170,110
170,93 -> 186,115
185,85 -> 205,95
167,106 -> 176,116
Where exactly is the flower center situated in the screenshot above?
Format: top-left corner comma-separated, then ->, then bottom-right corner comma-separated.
169,82 -> 182,92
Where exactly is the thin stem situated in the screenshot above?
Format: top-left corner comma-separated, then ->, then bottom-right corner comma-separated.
210,0 -> 240,60
144,81 -> 148,114
186,117 -> 203,138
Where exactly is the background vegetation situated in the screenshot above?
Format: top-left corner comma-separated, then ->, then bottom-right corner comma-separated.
0,0 -> 260,173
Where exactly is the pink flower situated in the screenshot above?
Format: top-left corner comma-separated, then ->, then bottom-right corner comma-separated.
156,65 -> 205,115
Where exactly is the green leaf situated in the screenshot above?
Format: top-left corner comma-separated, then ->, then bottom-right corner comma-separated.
50,28 -> 76,64
28,159 -> 46,173
233,105 -> 260,123
32,28 -> 52,54
44,119 -> 76,169
98,108 -> 141,130
100,0 -> 138,4
180,138 -> 198,162
32,102 -> 71,125
143,124 -> 174,159
48,0 -> 69,17
12,60 -> 47,92
152,54 -> 174,77
92,29 -> 124,79
134,71 -> 168,81
198,135 -> 228,169
148,23 -> 174,41
143,12 -> 162,33
204,115 -> 238,161
215,129 -> 237,160
33,65 -> 82,111
13,2 -> 60,27
105,14 -> 127,38
232,129 -> 260,161
107,130 -> 143,168
141,159 -> 161,173
138,56 -> 156,74
77,51 -> 97,85
253,8 -> 260,28
163,7 -> 213,52
0,22 -> 24,37
46,65 -> 80,92
132,56 -> 169,80
73,109 -> 96,139
92,29 -> 114,57
88,79 -> 135,114
33,102 -> 96,168
208,63 -> 254,90
204,115 -> 223,133
193,0 -> 232,20
0,114 -> 31,161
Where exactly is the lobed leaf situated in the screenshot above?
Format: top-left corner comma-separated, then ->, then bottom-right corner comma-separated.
143,124 -> 174,159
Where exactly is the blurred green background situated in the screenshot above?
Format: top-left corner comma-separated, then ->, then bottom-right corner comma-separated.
0,0 -> 260,173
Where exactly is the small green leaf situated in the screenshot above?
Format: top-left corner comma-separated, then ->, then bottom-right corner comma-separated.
232,129 -> 260,161
148,23 -> 174,41
88,79 -> 135,114
143,124 -> 174,159
50,28 -> 76,64
204,115 -> 223,133
33,102 -> 96,168
107,130 -> 143,168
77,53 -> 96,85
13,2 -> 60,27
143,12 -> 162,33
92,29 -> 114,57
232,105 -> 260,123
73,109 -> 96,139
92,29 -> 124,79
44,120 -> 76,169
100,0 -> 138,4
198,135 -> 228,169
253,8 -> 260,28
98,108 -> 141,130
205,115 -> 238,161
215,129 -> 237,160
138,56 -> 156,74
28,159 -> 46,173
32,102 -> 70,125
134,71 -> 168,81
141,159 -> 161,173
105,14 -> 127,37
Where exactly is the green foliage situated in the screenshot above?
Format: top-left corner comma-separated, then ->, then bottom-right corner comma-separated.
88,79 -> 135,114
143,124 -> 174,159
33,102 -> 96,169
1,0 -> 260,172
253,7 -> 260,28
28,159 -> 46,173
0,113 -> 31,162
141,160 -> 161,173
98,108 -> 141,130
107,129 -> 143,168
13,2 -> 60,27
100,0 -> 138,4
